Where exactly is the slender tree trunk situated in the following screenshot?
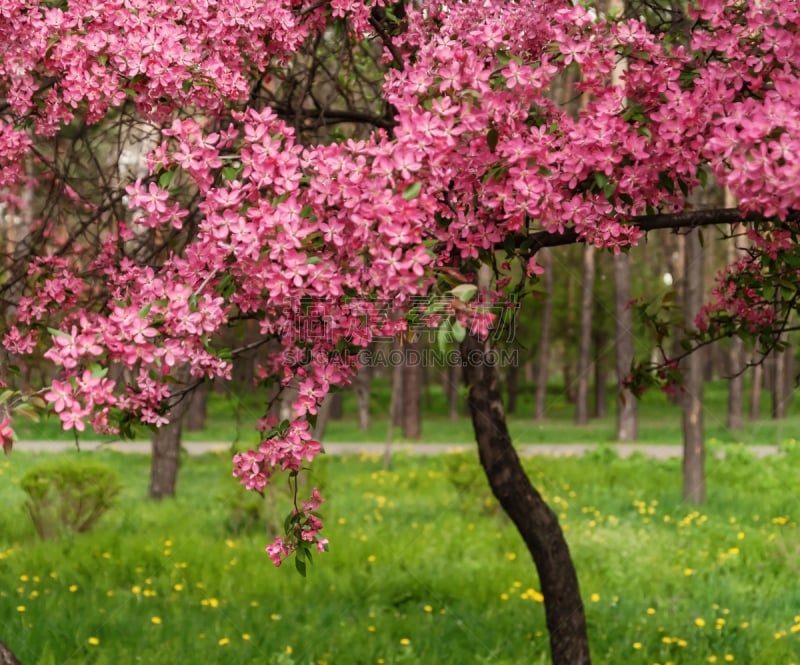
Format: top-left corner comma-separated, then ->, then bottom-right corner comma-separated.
613,252 -> 638,440
402,336 -> 422,439
563,262 -> 577,403
0,639 -> 20,665
749,361 -> 763,420
461,332 -> 591,665
575,245 -> 595,424
727,337 -> 743,430
506,361 -> 519,414
355,364 -> 371,432
447,363 -> 460,422
725,218 -> 743,430
535,249 -> 553,420
391,340 -> 404,427
682,228 -> 705,504
770,336 -> 790,419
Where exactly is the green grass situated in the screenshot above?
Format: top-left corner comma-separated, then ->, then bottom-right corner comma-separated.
11,377 -> 800,449
1,449 -> 798,664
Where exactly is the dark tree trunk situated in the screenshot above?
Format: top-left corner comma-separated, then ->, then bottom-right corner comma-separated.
575,245 -> 595,424
461,333 -> 591,665
682,228 -> 705,505
535,249 -> 553,420
150,368 -> 192,500
613,252 -> 638,440
329,392 -> 343,420
402,336 -> 422,439
184,380 -> 208,432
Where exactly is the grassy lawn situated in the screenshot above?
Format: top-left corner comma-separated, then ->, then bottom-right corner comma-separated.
11,378 -> 800,449
0,449 -> 798,664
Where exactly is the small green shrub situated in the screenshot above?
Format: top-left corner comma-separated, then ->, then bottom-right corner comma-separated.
20,457 -> 122,539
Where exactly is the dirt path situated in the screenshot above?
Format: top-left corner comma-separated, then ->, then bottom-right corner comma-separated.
13,441 -> 783,459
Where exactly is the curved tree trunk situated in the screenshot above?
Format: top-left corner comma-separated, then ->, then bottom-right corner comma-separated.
0,639 -> 21,665
461,332 -> 591,665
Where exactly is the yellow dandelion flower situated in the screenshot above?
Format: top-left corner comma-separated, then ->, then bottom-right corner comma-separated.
173,584 -> 183,592
88,637 -> 100,646
633,642 -> 642,650
590,593 -> 600,603
16,606 -> 25,613
647,608 -> 656,615
151,616 -> 162,625
242,633 -> 251,641
724,655 -> 734,662
695,618 -> 706,627
423,605 -> 433,613
399,638 -> 411,646
285,646 -> 293,654
69,585 -> 79,592
367,555 -> 376,563
367,625 -> 376,632
505,552 -> 517,561
218,638 -> 230,646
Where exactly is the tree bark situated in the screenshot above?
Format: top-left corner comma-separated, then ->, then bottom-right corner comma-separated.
575,245 -> 595,424
682,228 -> 705,504
506,361 -> 519,414
355,364 -> 371,432
461,332 -> 591,665
150,368 -> 192,500
749,361 -> 763,420
447,363 -> 460,422
535,249 -> 553,420
727,336 -> 743,430
0,639 -> 21,665
770,337 -> 790,419
402,336 -> 422,439
613,252 -> 638,440
184,380 -> 208,432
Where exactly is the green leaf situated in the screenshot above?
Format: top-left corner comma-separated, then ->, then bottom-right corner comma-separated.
437,321 -> 452,353
158,169 -> 175,189
221,166 -> 240,182
487,127 -> 499,154
451,284 -> 478,302
295,557 -> 307,577
47,327 -> 71,339
451,321 -> 466,343
402,182 -> 422,200
138,302 -> 153,319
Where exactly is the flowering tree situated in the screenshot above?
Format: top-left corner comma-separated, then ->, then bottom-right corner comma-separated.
1,1 -> 799,663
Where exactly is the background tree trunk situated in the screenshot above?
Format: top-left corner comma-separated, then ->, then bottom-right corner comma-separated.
461,332 -> 591,665
355,364 -> 371,432
575,245 -> 595,424
682,227 -> 705,505
535,249 -> 553,420
401,336 -> 422,439
613,252 -> 638,440
727,337 -> 743,430
447,363 -> 460,422
749,362 -> 763,420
